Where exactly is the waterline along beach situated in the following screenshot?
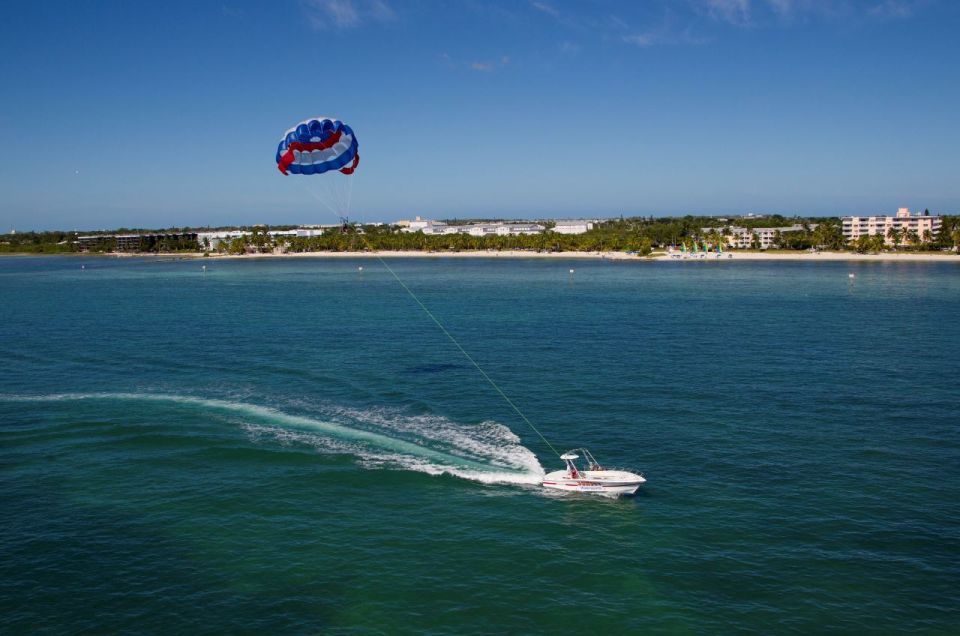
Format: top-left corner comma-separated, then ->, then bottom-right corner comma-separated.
154,249 -> 960,261
3,2 -> 960,634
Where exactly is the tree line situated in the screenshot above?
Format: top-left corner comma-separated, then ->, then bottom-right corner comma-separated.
3,215 -> 960,255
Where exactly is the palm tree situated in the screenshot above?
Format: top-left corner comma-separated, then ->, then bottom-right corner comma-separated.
886,226 -> 900,247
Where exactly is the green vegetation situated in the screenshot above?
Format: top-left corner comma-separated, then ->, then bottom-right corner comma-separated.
271,215 -> 957,254
0,231 -> 77,254
3,215 -> 959,255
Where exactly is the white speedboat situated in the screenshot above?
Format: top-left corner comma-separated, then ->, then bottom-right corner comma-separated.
541,449 -> 646,496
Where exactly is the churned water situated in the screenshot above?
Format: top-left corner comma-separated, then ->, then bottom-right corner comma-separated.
1,255 -> 958,634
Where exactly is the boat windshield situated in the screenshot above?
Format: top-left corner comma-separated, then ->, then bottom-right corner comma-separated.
564,448 -> 604,475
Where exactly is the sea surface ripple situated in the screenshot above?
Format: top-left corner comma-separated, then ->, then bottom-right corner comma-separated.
1,255 -> 958,634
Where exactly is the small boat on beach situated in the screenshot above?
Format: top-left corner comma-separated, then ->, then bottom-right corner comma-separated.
541,449 -> 646,496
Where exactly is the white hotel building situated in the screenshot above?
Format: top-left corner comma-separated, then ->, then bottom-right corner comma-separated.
551,220 -> 595,234
842,207 -> 941,245
398,217 -> 545,236
397,217 -> 597,236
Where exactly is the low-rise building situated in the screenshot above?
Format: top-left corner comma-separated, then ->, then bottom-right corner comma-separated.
78,232 -> 199,252
507,223 -> 546,235
709,224 -> 816,249
196,230 -> 249,250
400,218 -> 545,237
399,216 -> 435,232
462,223 -> 545,236
841,207 -> 941,244
399,216 -> 453,235
551,220 -> 595,235
196,227 -> 333,248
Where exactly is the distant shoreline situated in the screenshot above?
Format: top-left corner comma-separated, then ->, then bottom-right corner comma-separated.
654,251 -> 959,262
4,250 -> 957,262
211,250 -> 959,262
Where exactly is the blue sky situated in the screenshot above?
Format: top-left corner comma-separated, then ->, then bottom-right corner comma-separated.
1,0 -> 958,230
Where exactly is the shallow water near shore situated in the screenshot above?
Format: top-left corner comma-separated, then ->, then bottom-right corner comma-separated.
2,256 -> 958,634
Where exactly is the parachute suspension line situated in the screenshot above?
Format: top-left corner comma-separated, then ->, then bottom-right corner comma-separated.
276,119 -> 558,456
322,176 -> 343,218
345,171 -> 356,218
371,253 -> 563,459
333,175 -> 347,216
295,180 -> 345,220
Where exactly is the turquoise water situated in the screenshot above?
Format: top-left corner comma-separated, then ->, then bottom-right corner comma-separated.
1,255 -> 958,634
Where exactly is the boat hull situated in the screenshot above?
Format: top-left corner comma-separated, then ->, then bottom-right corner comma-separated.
541,469 -> 645,496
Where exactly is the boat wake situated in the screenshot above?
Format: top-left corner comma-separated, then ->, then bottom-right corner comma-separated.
1,393 -> 545,486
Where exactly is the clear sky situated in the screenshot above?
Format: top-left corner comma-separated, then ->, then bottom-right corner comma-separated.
1,0 -> 958,230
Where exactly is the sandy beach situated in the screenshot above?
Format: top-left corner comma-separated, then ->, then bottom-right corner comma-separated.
13,249 -> 954,262
194,249 -> 959,262
652,250 -> 959,262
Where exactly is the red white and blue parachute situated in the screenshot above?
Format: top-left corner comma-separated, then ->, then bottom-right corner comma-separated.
276,117 -> 359,176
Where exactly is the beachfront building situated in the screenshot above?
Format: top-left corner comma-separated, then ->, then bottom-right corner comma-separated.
551,220 -> 595,235
711,224 -> 817,249
461,223 -> 545,237
402,216 -> 432,232
506,223 -> 546,235
398,217 -> 457,235
416,222 -> 459,236
841,207 -> 941,245
399,218 -> 545,236
78,232 -> 199,252
198,227 -> 339,248
196,230 -> 250,250
295,227 -> 328,238
397,216 -> 452,233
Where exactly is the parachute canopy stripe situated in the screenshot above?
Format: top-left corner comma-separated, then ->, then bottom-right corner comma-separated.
339,153 -> 359,175
276,117 -> 359,176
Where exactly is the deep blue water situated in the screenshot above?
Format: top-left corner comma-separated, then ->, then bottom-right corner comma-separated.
1,255 -> 958,634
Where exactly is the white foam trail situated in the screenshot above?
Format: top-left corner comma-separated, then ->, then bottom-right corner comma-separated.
1,393 -> 545,485
321,403 -> 546,480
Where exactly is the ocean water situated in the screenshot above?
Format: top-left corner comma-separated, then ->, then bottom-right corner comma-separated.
1,255 -> 958,634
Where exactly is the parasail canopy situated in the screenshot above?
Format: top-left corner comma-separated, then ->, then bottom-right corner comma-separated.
276,117 -> 359,176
